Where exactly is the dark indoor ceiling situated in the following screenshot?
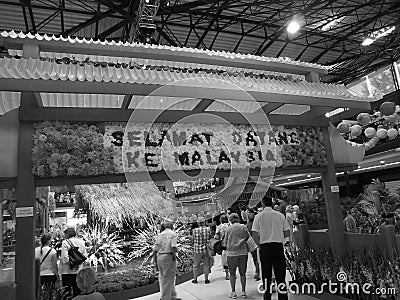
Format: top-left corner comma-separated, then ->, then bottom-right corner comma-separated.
0,0 -> 400,85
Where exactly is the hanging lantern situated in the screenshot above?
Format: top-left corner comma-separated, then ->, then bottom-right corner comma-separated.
379,101 -> 396,116
376,128 -> 388,139
350,124 -> 362,137
387,128 -> 398,140
364,127 -> 376,139
337,121 -> 350,133
356,113 -> 371,125
384,114 -> 397,123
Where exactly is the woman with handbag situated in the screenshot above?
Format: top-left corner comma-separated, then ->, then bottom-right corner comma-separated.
215,214 -> 230,280
35,233 -> 59,298
223,213 -> 250,299
246,212 -> 260,281
61,227 -> 87,297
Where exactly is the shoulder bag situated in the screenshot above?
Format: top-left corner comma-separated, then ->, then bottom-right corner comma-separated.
245,225 -> 257,253
66,239 -> 86,269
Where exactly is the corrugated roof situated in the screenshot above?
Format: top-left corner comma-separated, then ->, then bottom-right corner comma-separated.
0,57 -> 364,100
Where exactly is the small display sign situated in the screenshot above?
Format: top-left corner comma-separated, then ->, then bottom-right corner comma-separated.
330,185 -> 340,193
16,207 -> 34,218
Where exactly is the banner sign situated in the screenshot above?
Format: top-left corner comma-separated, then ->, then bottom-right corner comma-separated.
104,123 -> 326,173
32,121 -> 327,178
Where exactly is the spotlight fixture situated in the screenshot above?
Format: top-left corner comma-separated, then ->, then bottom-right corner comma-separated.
287,20 -> 300,34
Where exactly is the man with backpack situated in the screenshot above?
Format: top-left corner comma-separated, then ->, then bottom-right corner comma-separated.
60,227 -> 87,297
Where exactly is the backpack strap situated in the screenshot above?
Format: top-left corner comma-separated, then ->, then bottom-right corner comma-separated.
66,239 -> 75,248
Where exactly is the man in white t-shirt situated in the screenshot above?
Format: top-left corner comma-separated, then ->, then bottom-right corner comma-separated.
252,196 -> 290,300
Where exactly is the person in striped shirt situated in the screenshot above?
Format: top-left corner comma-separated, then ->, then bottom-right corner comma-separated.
191,217 -> 211,284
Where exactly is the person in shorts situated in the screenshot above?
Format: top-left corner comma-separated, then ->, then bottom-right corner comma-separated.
223,213 -> 250,299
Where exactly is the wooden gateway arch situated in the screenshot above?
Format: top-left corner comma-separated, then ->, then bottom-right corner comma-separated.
0,30 -> 374,300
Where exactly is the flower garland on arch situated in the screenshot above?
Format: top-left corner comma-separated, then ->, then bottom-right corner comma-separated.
32,121 -> 116,177
32,122 -> 327,178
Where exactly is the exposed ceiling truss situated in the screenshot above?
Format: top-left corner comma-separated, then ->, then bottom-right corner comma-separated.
1,0 -> 400,85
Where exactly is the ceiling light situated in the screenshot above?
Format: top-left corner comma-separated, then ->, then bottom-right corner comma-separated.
362,37 -> 374,46
287,21 -> 301,34
321,16 -> 346,31
375,26 -> 395,39
361,26 -> 395,46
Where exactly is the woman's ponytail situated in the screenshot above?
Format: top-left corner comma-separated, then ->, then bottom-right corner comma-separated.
40,233 -> 52,255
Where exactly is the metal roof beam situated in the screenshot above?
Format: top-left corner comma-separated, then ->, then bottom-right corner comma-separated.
310,0 -> 400,63
158,0 -> 225,15
0,0 -> 95,16
195,0 -> 230,48
63,9 -> 115,36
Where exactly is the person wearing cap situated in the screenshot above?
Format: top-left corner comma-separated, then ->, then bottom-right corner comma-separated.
153,220 -> 181,300
192,216 -> 211,284
61,227 -> 87,297
252,196 -> 290,300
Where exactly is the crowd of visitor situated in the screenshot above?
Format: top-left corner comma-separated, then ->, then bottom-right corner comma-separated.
35,227 -> 103,300
35,196 -> 306,300
153,196 -> 306,300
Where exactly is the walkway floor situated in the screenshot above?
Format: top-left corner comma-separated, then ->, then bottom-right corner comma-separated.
134,255 -> 315,300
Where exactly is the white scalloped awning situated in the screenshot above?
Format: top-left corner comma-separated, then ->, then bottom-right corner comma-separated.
1,30 -> 329,71
7,49 -> 306,81
0,57 -> 369,101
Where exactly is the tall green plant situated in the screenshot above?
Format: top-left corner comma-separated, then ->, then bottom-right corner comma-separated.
128,215 -> 193,265
81,226 -> 126,270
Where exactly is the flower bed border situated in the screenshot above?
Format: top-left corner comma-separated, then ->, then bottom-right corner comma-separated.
103,270 -> 195,300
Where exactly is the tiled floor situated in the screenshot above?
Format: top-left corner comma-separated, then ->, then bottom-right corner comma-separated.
134,255 -> 316,300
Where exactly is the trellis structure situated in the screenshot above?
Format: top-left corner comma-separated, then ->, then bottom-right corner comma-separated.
0,31 -> 373,300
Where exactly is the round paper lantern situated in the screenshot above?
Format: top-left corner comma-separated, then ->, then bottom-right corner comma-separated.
337,122 -> 350,133
384,114 -> 397,123
350,124 -> 362,137
376,128 -> 388,139
356,113 -> 371,125
387,128 -> 398,140
364,127 -> 376,139
379,101 -> 396,116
